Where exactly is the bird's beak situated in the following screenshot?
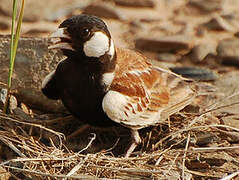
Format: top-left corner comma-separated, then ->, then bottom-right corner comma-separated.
48,28 -> 74,50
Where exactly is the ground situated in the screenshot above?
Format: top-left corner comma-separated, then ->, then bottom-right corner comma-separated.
0,0 -> 239,179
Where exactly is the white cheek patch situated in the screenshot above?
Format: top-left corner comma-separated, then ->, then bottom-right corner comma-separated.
83,32 -> 109,57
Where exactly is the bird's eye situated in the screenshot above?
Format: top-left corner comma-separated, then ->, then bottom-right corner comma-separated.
81,28 -> 90,37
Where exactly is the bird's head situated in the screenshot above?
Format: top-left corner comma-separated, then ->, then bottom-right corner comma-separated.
49,14 -> 115,60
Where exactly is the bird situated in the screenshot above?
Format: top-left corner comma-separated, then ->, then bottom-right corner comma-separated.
42,14 -> 196,157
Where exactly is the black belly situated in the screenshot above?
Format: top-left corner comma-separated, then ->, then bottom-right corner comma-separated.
60,89 -> 117,127
55,60 -> 117,127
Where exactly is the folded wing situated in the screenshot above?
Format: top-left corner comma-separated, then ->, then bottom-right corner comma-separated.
102,48 -> 195,129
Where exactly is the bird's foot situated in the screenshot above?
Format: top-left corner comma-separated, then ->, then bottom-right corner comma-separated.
124,129 -> 141,158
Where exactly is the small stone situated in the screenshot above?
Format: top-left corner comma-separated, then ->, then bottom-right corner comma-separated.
220,131 -> 239,143
183,104 -> 200,113
21,103 -> 31,115
9,95 -> 18,112
202,16 -> 236,32
135,35 -> 193,53
113,0 -> 155,8
188,0 -> 222,12
213,71 -> 239,116
170,67 -> 218,81
83,2 -> 126,20
158,53 -> 180,62
217,38 -> 239,66
13,107 -> 33,121
195,132 -> 219,146
0,88 -> 18,113
191,43 -> 216,62
0,88 -> 7,109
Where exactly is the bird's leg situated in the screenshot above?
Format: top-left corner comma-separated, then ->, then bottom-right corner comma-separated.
124,129 -> 141,158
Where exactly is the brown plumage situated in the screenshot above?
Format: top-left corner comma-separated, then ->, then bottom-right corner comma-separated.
103,48 -> 195,156
42,14 -> 196,157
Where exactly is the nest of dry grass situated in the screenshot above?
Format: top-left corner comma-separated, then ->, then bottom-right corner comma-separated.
0,94 -> 239,179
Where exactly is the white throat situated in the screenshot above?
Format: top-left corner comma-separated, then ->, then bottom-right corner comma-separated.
83,32 -> 109,58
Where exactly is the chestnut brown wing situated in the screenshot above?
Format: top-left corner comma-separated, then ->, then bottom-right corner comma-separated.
103,48 -> 195,129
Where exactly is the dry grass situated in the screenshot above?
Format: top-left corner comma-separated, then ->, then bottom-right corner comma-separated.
0,100 -> 239,180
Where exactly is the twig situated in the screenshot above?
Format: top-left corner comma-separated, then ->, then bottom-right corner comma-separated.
0,156 -> 80,167
89,165 -> 163,174
188,113 -> 204,127
64,133 -> 96,160
0,138 -> 96,168
204,90 -> 239,112
166,152 -> 180,175
184,100 -> 239,130
0,114 -> 65,142
155,124 -> 239,147
0,136 -> 26,158
64,154 -> 89,179
199,101 -> 239,115
2,165 -> 95,179
182,133 -> 190,180
104,138 -> 120,153
155,146 -> 175,166
155,156 -> 164,166
192,146 -> 239,152
185,169 -> 221,178
220,171 -> 239,180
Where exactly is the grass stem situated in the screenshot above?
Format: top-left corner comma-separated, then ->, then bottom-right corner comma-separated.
3,0 -> 25,113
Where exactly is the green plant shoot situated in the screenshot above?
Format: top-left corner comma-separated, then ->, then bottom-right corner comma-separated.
3,0 -> 25,113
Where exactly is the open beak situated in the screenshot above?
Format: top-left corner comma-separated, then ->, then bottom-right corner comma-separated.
48,28 -> 74,50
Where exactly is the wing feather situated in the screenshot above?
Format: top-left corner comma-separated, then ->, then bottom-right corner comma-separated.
103,48 -> 195,129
